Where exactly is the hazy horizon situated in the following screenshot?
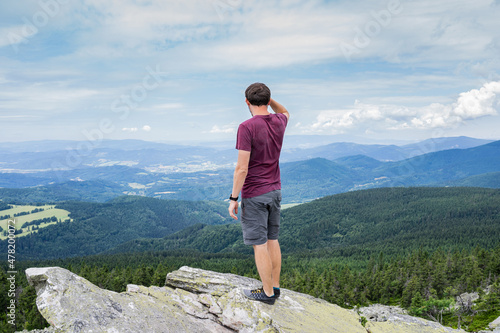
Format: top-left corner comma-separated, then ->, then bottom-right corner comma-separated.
0,134 -> 496,151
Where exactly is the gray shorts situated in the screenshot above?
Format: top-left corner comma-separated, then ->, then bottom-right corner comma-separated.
241,190 -> 281,246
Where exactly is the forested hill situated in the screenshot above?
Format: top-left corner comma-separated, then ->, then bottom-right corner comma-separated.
278,187 -> 500,256
109,187 -> 500,260
3,196 -> 234,260
368,140 -> 500,186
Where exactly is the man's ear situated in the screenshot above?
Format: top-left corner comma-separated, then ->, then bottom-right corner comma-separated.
245,98 -> 251,106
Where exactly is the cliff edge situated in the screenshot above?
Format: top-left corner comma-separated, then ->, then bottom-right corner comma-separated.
18,266 -> 466,333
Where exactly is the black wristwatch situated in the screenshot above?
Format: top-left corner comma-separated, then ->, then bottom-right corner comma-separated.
229,195 -> 239,201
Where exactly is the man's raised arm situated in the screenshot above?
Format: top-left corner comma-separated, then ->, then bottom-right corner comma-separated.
269,98 -> 289,120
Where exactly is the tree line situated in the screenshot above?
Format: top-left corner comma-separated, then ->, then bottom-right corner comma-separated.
0,202 -> 13,211
1,245 -> 499,332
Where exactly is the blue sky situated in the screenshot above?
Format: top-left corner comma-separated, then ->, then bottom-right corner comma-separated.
0,0 -> 499,144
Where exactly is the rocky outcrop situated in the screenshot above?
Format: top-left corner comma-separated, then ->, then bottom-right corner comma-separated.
357,304 -> 465,333
19,266 -> 467,333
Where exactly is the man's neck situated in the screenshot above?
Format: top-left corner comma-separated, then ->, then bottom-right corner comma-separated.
250,105 -> 270,116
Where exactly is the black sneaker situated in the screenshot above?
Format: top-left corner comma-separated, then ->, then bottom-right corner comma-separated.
243,288 -> 276,305
273,287 -> 280,298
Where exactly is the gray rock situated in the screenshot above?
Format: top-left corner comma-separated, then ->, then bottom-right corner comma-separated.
477,289 -> 500,332
165,265 -> 261,296
456,291 -> 479,308
358,304 -> 466,333
20,266 -> 469,333
491,315 -> 500,330
357,304 -> 408,322
23,266 -> 229,333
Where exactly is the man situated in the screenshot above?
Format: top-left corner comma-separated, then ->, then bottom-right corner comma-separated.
228,82 -> 289,305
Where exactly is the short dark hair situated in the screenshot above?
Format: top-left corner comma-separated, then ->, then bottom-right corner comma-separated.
245,83 -> 271,106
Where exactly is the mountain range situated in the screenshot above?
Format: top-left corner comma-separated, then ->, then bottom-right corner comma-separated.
2,136 -> 499,333
1,137 -> 498,204
0,136 -> 492,173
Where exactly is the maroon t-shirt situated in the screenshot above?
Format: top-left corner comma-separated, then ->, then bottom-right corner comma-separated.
236,113 -> 288,198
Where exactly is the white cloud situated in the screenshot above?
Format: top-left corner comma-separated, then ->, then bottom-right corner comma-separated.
2,0 -> 499,70
1,0 -> 500,142
122,127 -> 138,132
0,26 -> 34,48
119,125 -> 151,134
0,82 -> 100,114
59,0 -> 223,56
209,124 -> 236,134
336,0 -> 500,64
453,81 -> 500,119
169,0 -> 500,70
150,103 -> 183,110
310,81 -> 500,132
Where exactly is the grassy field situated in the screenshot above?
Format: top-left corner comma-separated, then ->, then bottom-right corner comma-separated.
281,203 -> 303,210
0,204 -> 71,240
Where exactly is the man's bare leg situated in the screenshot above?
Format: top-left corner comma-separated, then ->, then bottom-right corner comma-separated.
253,242 -> 274,296
267,239 -> 281,288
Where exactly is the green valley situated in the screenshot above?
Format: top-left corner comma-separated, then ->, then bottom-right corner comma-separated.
1,187 -> 500,332
0,196 -> 234,260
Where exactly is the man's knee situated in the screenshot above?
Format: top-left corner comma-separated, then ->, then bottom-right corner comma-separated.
253,242 -> 268,251
267,239 -> 280,248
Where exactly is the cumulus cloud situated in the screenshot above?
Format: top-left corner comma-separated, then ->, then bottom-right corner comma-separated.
142,125 -> 151,131
311,81 -> 500,132
453,81 -> 500,118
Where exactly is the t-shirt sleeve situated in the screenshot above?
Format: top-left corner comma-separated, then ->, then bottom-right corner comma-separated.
277,113 -> 288,127
236,123 -> 252,152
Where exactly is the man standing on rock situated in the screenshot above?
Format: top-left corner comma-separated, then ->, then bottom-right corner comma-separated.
228,82 -> 289,305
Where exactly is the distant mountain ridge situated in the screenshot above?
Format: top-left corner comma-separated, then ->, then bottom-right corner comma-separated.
0,139 -> 189,153
280,136 -> 493,162
1,139 -> 499,204
282,140 -> 500,202
369,140 -> 500,186
0,136 -> 492,172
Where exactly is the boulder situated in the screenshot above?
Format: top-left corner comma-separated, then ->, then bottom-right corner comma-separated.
20,266 -> 468,333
